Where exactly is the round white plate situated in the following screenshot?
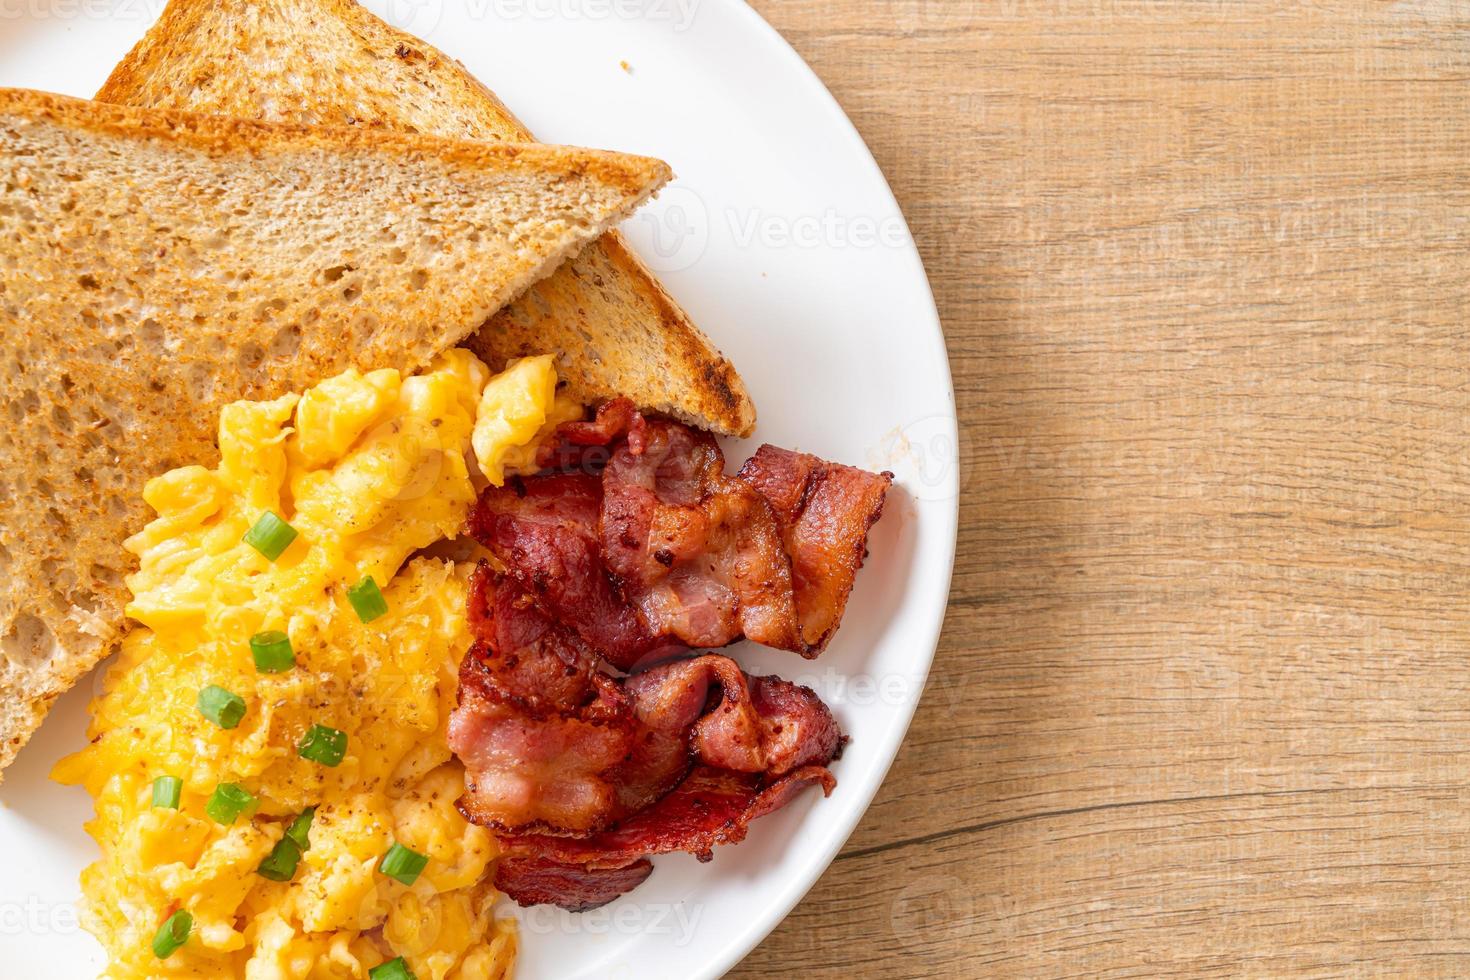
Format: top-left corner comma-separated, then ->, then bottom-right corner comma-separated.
0,1 -> 958,976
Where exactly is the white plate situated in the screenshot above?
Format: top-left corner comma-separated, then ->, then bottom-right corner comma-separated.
0,2 -> 958,976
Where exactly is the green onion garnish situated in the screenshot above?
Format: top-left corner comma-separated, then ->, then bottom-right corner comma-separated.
256,837 -> 303,882
250,630 -> 296,673
197,685 -> 246,729
378,842 -> 429,886
370,958 -> 416,980
297,724 -> 347,767
205,782 -> 257,825
151,775 -> 183,809
346,576 -> 389,623
243,511 -> 298,561
151,909 -> 192,959
285,806 -> 316,852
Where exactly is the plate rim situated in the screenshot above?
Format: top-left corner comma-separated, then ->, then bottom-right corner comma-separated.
685,3 -> 959,976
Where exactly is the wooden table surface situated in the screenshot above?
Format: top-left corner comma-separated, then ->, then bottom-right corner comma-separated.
730,1 -> 1470,976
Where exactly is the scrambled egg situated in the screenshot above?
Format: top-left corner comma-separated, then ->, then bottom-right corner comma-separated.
54,351 -> 573,979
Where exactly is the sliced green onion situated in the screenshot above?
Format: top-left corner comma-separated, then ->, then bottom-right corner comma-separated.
151,909 -> 192,959
151,775 -> 183,809
197,685 -> 246,729
369,958 -> 415,980
243,511 -> 298,561
378,842 -> 429,886
256,837 -> 303,882
285,806 -> 316,852
347,576 -> 389,623
205,782 -> 257,825
297,724 -> 347,767
250,630 -> 296,673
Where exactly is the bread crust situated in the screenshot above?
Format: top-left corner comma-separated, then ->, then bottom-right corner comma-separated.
3,87 -> 669,196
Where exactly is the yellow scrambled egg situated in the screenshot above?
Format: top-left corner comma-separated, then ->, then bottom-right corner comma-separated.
54,351 -> 575,979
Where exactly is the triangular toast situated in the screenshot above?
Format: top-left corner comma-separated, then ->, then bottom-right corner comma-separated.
99,0 -> 757,438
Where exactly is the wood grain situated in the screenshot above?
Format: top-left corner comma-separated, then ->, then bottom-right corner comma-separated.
731,1 -> 1470,975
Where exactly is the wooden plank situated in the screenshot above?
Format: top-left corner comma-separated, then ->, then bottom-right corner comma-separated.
744,788 -> 1470,977
733,0 -> 1470,974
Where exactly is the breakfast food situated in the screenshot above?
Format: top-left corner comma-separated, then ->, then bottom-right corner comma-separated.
0,88 -> 669,779
468,401 -> 894,666
3,2 -> 901,974
99,0 -> 757,439
452,585 -> 846,910
446,400 -> 889,909
53,351 -> 565,977
49,351 -> 889,966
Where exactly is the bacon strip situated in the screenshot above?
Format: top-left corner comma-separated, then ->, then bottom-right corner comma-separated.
601,419 -> 802,651
494,766 -> 837,910
737,446 -> 893,651
625,655 -> 842,779
449,573 -> 637,835
499,766 -> 838,868
467,473 -> 671,671
470,405 -> 891,660
449,566 -> 843,838
453,403 -> 889,909
492,857 -> 654,914
535,397 -> 647,473
557,397 -> 647,453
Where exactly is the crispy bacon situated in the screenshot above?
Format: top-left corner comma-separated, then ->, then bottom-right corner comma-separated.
494,766 -> 837,910
536,397 -> 648,473
556,397 -> 646,453
492,856 -> 655,913
624,655 -> 842,778
470,406 -> 891,660
467,474 -> 672,671
450,567 -> 843,839
500,766 -> 838,867
601,420 -> 802,651
449,574 -> 635,834
453,403 -> 888,909
737,446 -> 893,651
462,564 -> 602,708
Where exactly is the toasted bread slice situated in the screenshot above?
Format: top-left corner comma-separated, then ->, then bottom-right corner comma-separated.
100,0 -> 757,438
0,87 -> 671,778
